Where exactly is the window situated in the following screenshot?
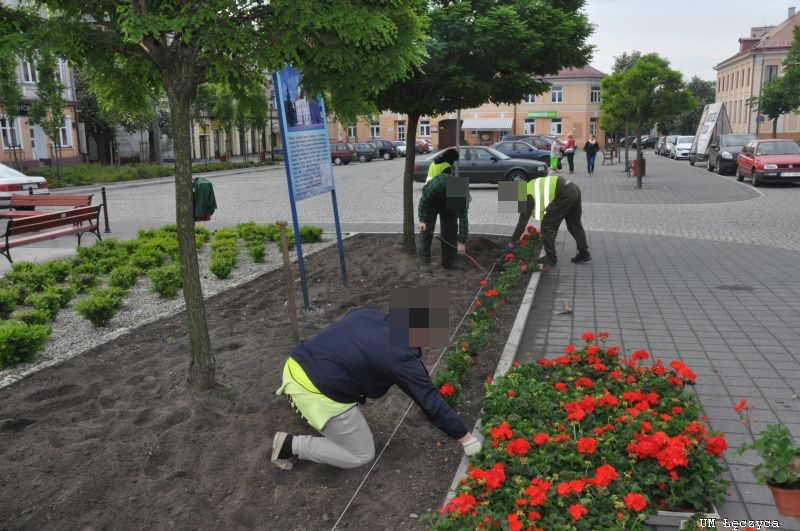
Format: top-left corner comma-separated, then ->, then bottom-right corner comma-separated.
59,117 -> 72,147
397,121 -> 405,141
550,119 -> 562,135
590,86 -> 600,103
746,68 -> 750,85
589,118 -> 597,137
0,117 -> 22,150
551,86 -> 563,103
347,125 -> 357,138
369,120 -> 379,139
30,127 -> 35,149
735,71 -> 739,88
22,60 -> 36,83
420,119 -> 430,137
524,94 -> 535,104
523,119 -> 535,135
764,65 -> 778,84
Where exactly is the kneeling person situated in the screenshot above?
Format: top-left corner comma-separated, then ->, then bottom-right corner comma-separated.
272,307 -> 480,470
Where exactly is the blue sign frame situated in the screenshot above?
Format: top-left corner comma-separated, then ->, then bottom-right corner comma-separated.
274,66 -> 348,308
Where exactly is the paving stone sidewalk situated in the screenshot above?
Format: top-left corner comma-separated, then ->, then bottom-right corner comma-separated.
516,153 -> 800,529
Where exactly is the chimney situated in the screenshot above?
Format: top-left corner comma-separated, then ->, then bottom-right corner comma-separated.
790,7 -> 797,18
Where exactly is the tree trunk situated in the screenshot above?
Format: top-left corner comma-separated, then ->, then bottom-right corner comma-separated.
635,123 -> 643,190
167,90 -> 215,391
150,100 -> 162,163
402,112 -> 420,255
9,126 -> 20,169
772,117 -> 778,139
624,122 -> 629,167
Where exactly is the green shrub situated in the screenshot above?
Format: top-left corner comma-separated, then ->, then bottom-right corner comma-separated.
195,226 -> 211,247
13,309 -> 50,325
49,285 -> 76,307
6,262 -> 52,294
210,252 -> 236,278
264,223 -> 296,250
68,262 -> 102,293
0,286 -> 20,319
299,226 -> 324,243
147,264 -> 182,298
209,228 -> 239,278
236,222 -> 270,263
130,247 -> 167,269
0,320 -> 51,369
139,235 -> 179,259
109,265 -> 141,290
247,242 -> 266,262
42,260 -> 73,283
25,289 -> 62,321
75,287 -> 127,327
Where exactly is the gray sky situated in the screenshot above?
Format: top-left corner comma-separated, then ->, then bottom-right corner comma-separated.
583,1 -> 797,80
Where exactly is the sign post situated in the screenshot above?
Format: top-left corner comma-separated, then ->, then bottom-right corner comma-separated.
274,66 -> 348,309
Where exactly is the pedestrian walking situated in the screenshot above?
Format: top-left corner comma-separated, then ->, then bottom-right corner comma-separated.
272,307 -> 481,470
549,137 -> 563,171
584,135 -> 600,176
508,173 -> 590,267
418,148 -> 468,271
563,133 -> 577,173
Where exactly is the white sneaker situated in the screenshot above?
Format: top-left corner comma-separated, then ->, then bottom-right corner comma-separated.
271,432 -> 293,470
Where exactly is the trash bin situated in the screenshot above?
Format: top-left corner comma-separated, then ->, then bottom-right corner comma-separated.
193,177 -> 217,222
633,158 -> 646,176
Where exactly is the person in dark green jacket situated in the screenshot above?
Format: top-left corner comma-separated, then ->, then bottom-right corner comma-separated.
418,148 -> 468,272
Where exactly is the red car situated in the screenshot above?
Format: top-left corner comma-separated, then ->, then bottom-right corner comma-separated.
736,139 -> 800,186
415,139 -> 432,154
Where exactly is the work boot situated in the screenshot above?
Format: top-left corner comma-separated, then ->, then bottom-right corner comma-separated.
535,255 -> 557,267
570,250 -> 592,264
271,432 -> 294,470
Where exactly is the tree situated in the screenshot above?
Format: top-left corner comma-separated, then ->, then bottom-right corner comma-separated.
374,0 -> 595,254
658,76 -> 716,135
29,52 -> 66,180
0,51 -> 23,168
600,53 -> 694,189
611,51 -> 642,73
4,0 -> 426,391
75,67 -> 118,164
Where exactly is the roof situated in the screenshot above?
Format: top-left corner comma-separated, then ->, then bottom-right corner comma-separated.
543,65 -> 607,79
461,118 -> 513,131
716,11 -> 800,68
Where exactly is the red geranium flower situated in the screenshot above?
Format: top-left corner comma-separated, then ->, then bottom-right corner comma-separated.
599,331 -> 609,340
534,433 -> 551,445
474,300 -> 482,308
504,253 -> 515,261
632,349 -> 649,361
507,437 -> 531,456
526,225 -> 535,231
522,233 -> 531,240
554,382 -> 568,392
575,377 -> 594,389
486,289 -> 500,297
734,399 -> 748,412
440,383 -> 455,397
577,437 -> 597,454
538,359 -> 555,367
706,435 -> 728,456
524,478 -> 551,507
485,377 -> 493,384
490,422 -> 513,440
582,331 -> 596,342
569,503 -> 588,520
599,393 -> 619,407
507,390 -> 517,398
593,464 -> 618,487
564,344 -> 576,355
624,493 -> 647,512
507,513 -> 522,531
479,279 -> 487,286
671,406 -> 684,415
461,341 -> 469,351
442,493 -> 477,516
586,344 -> 600,356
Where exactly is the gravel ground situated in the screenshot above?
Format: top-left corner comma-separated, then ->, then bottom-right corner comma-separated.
0,236 -> 338,389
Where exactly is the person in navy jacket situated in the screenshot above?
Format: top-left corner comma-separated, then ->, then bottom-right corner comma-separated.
271,307 -> 480,469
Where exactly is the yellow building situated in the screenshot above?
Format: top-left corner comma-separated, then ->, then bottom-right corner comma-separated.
714,7 -> 800,140
328,65 -> 606,149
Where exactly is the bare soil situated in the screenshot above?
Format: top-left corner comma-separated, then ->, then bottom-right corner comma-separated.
0,233 -> 526,530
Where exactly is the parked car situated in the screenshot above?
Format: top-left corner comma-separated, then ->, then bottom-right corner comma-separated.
353,143 -> 377,162
706,134 -> 757,175
618,136 -> 637,147
500,134 -> 553,150
490,141 -> 551,163
655,136 -> 667,156
664,135 -> 678,157
366,139 -> 398,160
394,141 -> 407,157
735,139 -> 800,186
415,139 -> 432,154
412,146 -> 548,184
329,142 -> 357,165
632,135 -> 657,149
0,162 -> 49,208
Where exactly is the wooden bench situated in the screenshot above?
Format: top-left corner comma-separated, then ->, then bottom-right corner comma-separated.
601,148 -> 614,165
1,205 -> 102,263
9,193 -> 92,212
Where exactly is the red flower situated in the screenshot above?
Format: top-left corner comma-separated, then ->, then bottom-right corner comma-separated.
513,361 -> 519,367
507,437 -> 531,456
582,331 -> 596,342
608,370 -> 623,380
524,478 -> 551,506
556,356 -> 572,365
706,435 -> 728,456
669,470 -> 680,482
657,443 -> 688,470
440,383 -> 455,397
624,493 -> 647,512
617,512 -> 624,519
632,349 -> 649,361
479,279 -> 487,286
507,513 -> 522,531
507,390 -> 517,398
556,482 -> 572,497
606,346 -> 620,357
586,345 -> 600,356
519,240 -> 528,246
534,433 -> 551,445
671,406 -> 683,415
538,359 -> 555,367
461,341 -> 469,351
554,382 -> 568,392
469,463 -> 506,491
563,344 -> 576,355
490,422 -> 513,440
442,493 -> 477,516
522,233 -> 531,240
577,437 -> 597,454
474,300 -> 482,308
485,377 -> 493,384
575,377 -> 594,389
599,393 -> 619,407
734,399 -> 747,412
526,225 -> 534,231
593,464 -> 618,487
486,289 -> 500,297
599,331 -> 609,340
569,503 -> 588,520
504,253 -> 515,261
641,420 -> 652,432
667,376 -> 684,388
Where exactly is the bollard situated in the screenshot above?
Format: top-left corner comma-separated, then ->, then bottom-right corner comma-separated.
277,221 -> 300,345
101,186 -> 111,233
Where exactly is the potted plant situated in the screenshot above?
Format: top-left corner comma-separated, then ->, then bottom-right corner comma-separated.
736,400 -> 800,517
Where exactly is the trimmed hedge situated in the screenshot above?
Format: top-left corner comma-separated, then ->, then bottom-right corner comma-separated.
0,321 -> 51,369
75,287 -> 127,327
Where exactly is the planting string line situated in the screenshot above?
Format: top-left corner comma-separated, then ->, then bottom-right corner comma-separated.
330,250 -> 507,531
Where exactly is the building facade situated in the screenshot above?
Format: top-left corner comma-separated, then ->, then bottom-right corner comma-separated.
327,66 -> 606,150
714,7 -> 800,140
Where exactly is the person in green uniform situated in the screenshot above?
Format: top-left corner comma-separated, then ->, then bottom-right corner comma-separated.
418,148 -> 468,271
508,173 -> 590,267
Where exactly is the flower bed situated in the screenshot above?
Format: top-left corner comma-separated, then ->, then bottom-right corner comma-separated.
433,336 -> 729,530
433,227 -> 541,404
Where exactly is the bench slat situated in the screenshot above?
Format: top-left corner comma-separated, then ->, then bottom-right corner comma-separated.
0,223 -> 97,252
8,206 -> 101,236
10,194 -> 92,208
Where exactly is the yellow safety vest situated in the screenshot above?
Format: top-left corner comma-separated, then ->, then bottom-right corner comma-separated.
426,161 -> 452,182
275,357 -> 355,431
526,176 -> 559,221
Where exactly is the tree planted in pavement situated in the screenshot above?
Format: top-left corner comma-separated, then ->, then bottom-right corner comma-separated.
4,0 -> 426,391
